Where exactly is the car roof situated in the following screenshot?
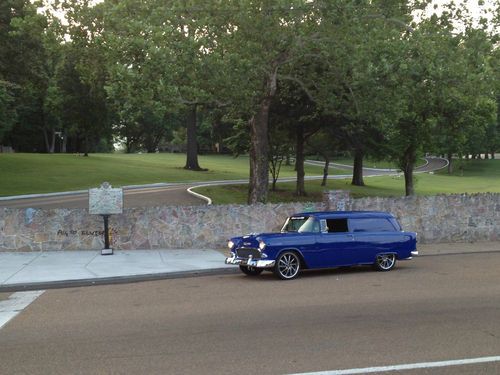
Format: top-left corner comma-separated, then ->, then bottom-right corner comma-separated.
292,211 -> 395,219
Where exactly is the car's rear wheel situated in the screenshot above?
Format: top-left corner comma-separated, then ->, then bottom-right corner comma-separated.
274,251 -> 301,280
374,253 -> 396,271
239,265 -> 263,276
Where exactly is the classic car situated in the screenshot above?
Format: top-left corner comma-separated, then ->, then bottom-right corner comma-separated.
225,211 -> 418,280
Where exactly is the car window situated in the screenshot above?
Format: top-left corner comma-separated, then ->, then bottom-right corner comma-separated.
389,218 -> 402,231
299,217 -> 320,233
325,218 -> 348,233
349,218 -> 396,232
281,216 -> 320,233
320,219 -> 328,232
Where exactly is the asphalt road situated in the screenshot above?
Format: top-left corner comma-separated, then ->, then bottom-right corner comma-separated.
0,158 -> 448,209
1,252 -> 499,374
0,183 -> 204,209
305,157 -> 449,176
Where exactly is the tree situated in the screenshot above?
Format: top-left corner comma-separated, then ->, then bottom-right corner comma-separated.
306,127 -> 344,187
0,81 -> 17,143
213,0 -> 322,203
64,0 -> 116,155
1,0 -> 57,152
311,0 -> 414,188
432,24 -> 497,171
100,0 -> 229,166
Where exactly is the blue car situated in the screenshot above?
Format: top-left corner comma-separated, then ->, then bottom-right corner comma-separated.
225,211 -> 418,280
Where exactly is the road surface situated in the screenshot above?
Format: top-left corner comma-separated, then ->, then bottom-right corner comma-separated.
0,251 -> 499,374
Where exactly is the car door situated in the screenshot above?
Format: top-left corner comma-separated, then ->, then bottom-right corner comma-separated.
312,218 -> 355,268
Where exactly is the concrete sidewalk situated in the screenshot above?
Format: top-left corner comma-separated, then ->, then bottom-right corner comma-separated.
0,249 -> 234,292
1,242 -> 499,292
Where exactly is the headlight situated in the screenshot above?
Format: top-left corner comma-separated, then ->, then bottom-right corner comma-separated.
258,240 -> 266,251
227,240 -> 234,249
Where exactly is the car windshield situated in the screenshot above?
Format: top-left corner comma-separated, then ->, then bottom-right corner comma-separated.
281,216 -> 319,233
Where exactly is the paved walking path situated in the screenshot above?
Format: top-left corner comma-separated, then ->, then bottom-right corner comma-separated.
1,241 -> 499,292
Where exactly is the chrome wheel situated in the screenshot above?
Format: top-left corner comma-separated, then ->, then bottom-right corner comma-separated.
274,252 -> 301,280
375,253 -> 396,271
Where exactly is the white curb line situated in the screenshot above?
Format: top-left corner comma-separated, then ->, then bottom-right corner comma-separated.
0,290 -> 45,330
289,355 -> 500,375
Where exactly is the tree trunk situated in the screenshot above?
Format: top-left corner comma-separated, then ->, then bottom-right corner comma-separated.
403,163 -> 414,195
49,130 -> 56,154
491,151 -> 495,160
61,130 -> 67,153
43,128 -> 50,153
145,134 -> 156,153
248,105 -> 270,204
321,157 -> 330,186
402,147 -> 416,196
295,124 -> 306,196
269,155 -> 283,192
83,134 -> 89,157
351,149 -> 365,186
125,138 -> 133,153
447,152 -> 453,174
248,66 -> 280,204
184,105 -> 203,170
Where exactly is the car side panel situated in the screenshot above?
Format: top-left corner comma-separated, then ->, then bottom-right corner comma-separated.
265,233 -> 317,267
351,232 -> 415,262
308,233 -> 355,268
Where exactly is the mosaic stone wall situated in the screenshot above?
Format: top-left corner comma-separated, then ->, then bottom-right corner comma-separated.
0,193 -> 498,252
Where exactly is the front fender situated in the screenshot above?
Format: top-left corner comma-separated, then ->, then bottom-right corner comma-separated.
274,248 -> 309,269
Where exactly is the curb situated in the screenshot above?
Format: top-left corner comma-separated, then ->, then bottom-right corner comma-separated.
0,267 -> 239,293
187,184 -> 213,205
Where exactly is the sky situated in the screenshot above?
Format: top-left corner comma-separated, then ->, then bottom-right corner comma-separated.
40,0 -> 498,31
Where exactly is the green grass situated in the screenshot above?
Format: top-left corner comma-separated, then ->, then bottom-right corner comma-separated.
1,153 -> 497,200
0,153 -> 344,196
194,159 -> 500,204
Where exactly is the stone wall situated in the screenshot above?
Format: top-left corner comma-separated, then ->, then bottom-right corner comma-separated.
348,193 -> 499,243
0,193 -> 498,252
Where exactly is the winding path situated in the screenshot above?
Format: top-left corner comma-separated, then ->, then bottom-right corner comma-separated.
0,157 -> 448,209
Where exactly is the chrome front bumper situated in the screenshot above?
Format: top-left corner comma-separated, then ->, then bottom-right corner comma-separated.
225,254 -> 275,268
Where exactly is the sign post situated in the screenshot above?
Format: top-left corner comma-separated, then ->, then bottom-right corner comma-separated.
89,182 -> 123,255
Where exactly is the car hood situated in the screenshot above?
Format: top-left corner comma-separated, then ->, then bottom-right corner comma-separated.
230,232 -> 306,248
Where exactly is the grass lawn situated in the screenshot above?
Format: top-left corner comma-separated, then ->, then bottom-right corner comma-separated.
1,153 -> 497,200
194,159 -> 500,204
0,153 -> 345,196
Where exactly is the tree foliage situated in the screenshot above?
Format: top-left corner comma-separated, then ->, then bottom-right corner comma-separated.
1,0 -> 498,199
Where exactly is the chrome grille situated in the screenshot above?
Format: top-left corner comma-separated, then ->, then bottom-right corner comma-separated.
235,248 -> 261,259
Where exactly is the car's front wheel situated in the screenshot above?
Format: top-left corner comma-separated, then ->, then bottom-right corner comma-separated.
374,253 -> 396,271
239,265 -> 263,276
274,251 -> 301,280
